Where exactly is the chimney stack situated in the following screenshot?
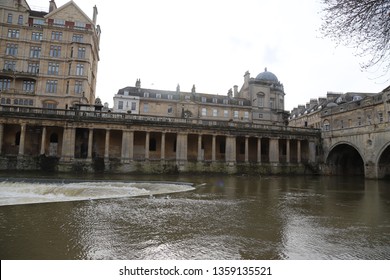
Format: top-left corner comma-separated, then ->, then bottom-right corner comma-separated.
49,0 -> 57,13
233,85 -> 238,96
93,5 -> 98,25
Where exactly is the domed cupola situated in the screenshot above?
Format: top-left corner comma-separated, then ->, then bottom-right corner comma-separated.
95,97 -> 102,105
255,67 -> 279,83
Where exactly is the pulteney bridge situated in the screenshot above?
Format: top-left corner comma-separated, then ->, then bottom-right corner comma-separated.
322,121 -> 390,179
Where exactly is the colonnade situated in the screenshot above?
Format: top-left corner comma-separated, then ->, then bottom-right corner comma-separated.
0,123 -> 317,165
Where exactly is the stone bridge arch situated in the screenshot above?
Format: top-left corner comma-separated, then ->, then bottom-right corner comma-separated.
325,142 -> 365,176
377,142 -> 390,179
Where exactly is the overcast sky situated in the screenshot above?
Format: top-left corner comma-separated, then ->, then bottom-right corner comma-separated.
27,0 -> 389,110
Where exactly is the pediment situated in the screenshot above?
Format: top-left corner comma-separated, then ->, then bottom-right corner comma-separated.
44,1 -> 93,25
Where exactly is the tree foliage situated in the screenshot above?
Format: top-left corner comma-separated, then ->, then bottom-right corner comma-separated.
320,0 -> 390,73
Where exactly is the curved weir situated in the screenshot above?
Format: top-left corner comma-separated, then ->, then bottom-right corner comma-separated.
0,180 -> 194,206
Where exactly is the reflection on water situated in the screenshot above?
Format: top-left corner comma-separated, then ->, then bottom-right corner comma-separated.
0,174 -> 389,260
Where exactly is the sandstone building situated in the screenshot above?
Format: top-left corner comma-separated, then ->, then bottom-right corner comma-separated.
0,0 -> 101,109
289,86 -> 390,178
114,68 -> 288,126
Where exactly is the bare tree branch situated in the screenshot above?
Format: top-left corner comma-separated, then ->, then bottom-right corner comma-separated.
320,0 -> 390,74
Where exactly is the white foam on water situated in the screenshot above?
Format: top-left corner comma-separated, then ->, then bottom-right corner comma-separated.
0,181 -> 194,206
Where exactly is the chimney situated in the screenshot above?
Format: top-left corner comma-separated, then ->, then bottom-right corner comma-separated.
244,71 -> 250,84
93,5 -> 98,25
49,0 -> 57,13
135,79 -> 141,89
233,85 -> 238,96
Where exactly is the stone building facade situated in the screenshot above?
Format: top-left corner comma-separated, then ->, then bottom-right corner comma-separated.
114,68 -> 288,126
0,0 -> 101,110
289,86 -> 390,178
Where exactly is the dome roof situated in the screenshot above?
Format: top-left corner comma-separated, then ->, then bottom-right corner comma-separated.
95,97 -> 102,105
255,68 -> 278,82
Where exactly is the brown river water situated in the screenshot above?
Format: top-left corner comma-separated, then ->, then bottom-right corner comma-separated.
0,173 -> 389,260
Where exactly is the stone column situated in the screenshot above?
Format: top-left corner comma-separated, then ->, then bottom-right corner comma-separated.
0,123 -> 3,154
269,138 -> 279,163
129,131 -> 134,160
286,139 -> 290,163
145,131 -> 150,160
87,128 -> 93,160
297,140 -> 301,163
18,123 -> 26,156
309,141 -> 316,163
61,126 -> 75,161
104,129 -> 110,160
225,135 -> 236,163
40,126 -> 47,155
121,130 -> 130,162
161,132 -> 166,160
176,133 -> 188,161
197,134 -> 202,161
257,138 -> 261,163
245,136 -> 249,163
212,135 -> 216,162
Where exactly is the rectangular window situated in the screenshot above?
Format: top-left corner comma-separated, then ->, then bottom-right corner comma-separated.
77,47 -> 86,59
48,62 -> 59,75
239,100 -> 244,106
18,15 -> 23,25
224,110 -> 228,118
54,19 -> 65,26
76,64 -> 84,76
131,102 -> 136,110
118,101 -> 124,110
0,79 -> 11,91
51,31 -> 63,41
168,95 -> 173,100
379,112 -> 384,123
270,98 -> 275,109
156,93 -> 161,99
259,113 -> 263,118
72,34 -> 83,42
244,111 -> 249,119
23,81 -> 35,92
201,97 -> 207,103
43,102 -> 57,109
213,98 -> 218,104
75,81 -> 83,94
29,46 -> 41,58
28,63 -> 39,74
213,109 -> 218,117
223,99 -> 228,105
6,44 -> 18,56
49,45 -> 61,57
45,80 -> 58,93
144,103 -> 149,113
31,32 -> 43,41
33,18 -> 44,25
201,108 -> 207,116
258,96 -> 264,107
8,29 -> 20,38
4,61 -> 16,71
7,14 -> 13,24
168,106 -> 173,114
75,21 -> 85,29
234,111 -> 239,119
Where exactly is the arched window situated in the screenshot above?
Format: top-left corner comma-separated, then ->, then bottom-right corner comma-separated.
323,119 -> 330,131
